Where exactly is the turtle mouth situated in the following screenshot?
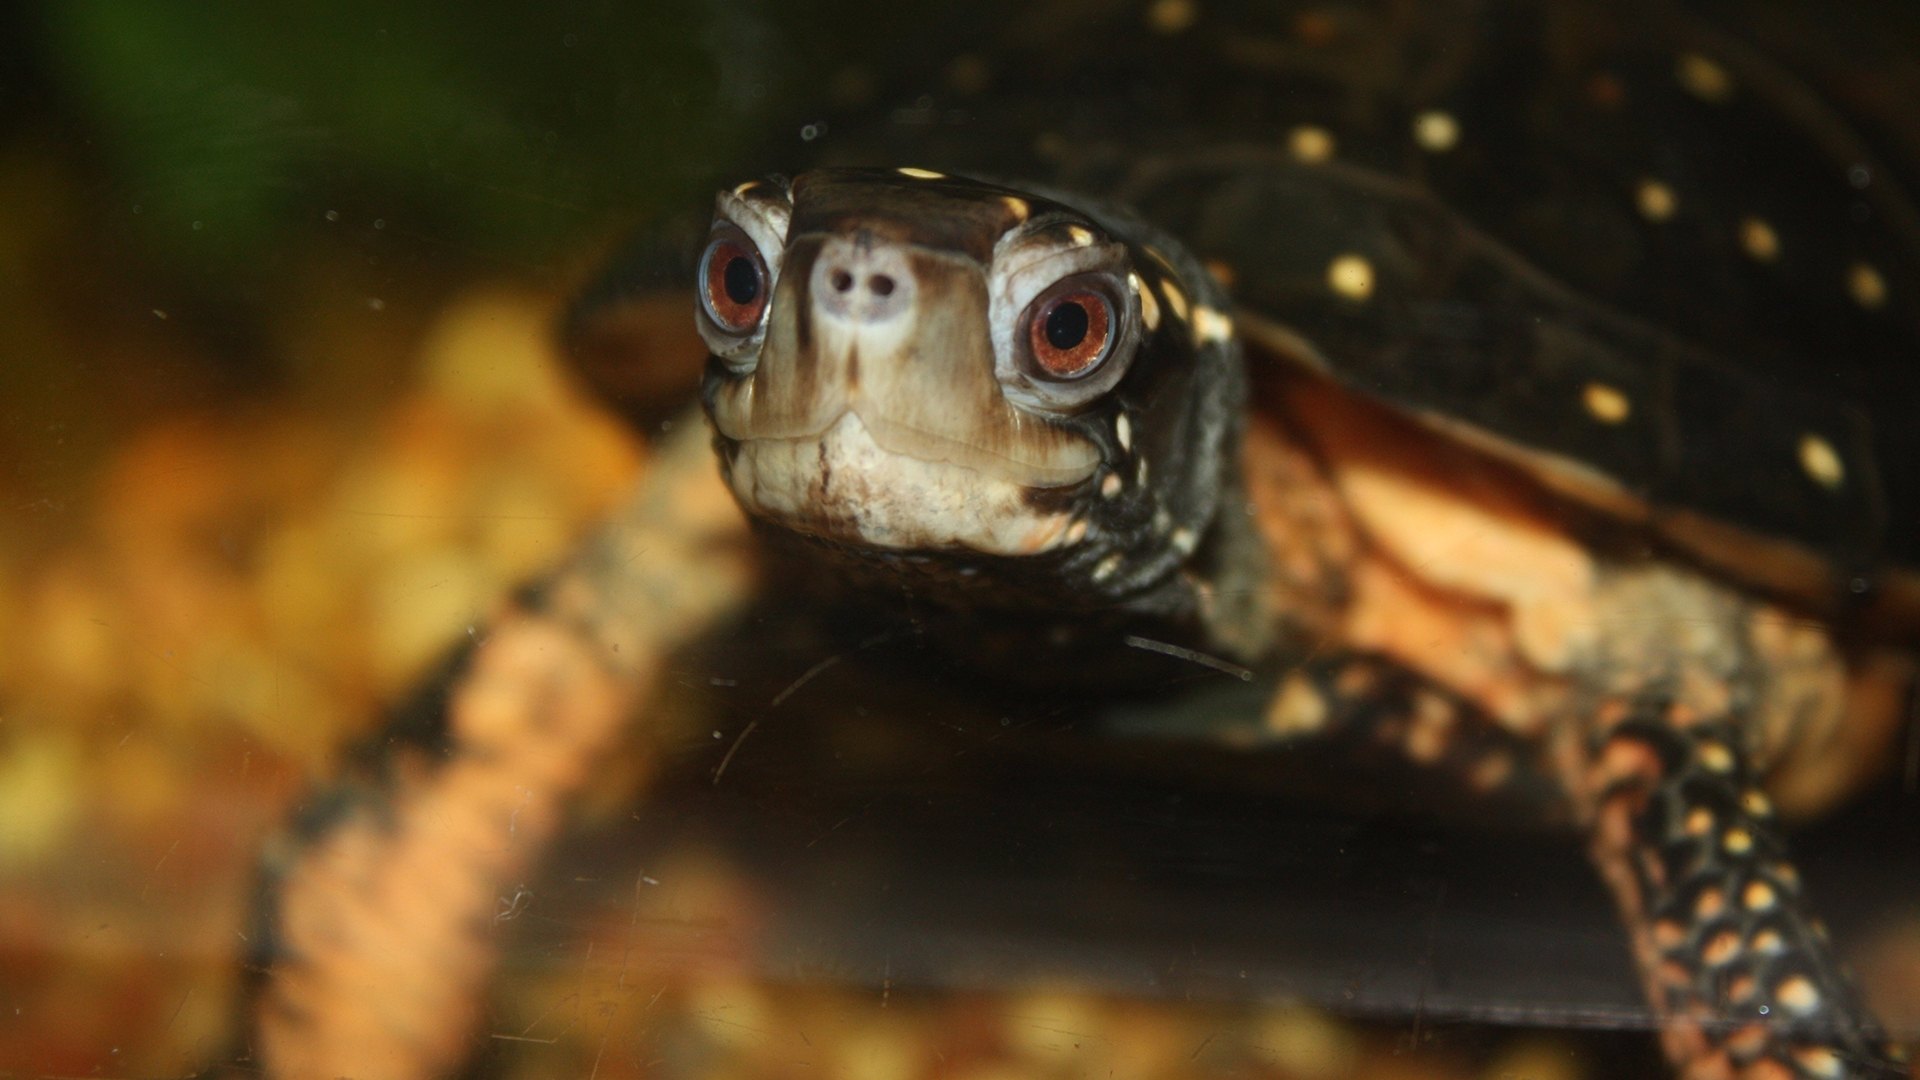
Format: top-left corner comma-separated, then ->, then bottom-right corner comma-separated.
722,409 -> 1084,556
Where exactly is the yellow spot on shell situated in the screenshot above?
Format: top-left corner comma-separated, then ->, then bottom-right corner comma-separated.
1636,179 -> 1678,222
1696,740 -> 1734,773
1739,217 -> 1780,262
1191,305 -> 1234,345
1775,974 -> 1820,1015
896,167 -> 945,180
1849,262 -> 1888,309
1130,272 -> 1162,332
1327,253 -> 1376,300
1740,789 -> 1773,818
1742,880 -> 1777,911
1204,259 -> 1236,287
1115,413 -> 1133,452
1676,52 -> 1735,103
1288,125 -> 1336,163
1798,433 -> 1845,490
1751,928 -> 1785,954
1722,826 -> 1753,855
732,180 -> 761,197
1066,225 -> 1095,247
1100,473 -> 1122,499
1159,278 -> 1190,322
1000,195 -> 1031,222
1145,0 -> 1197,34
1412,110 -> 1460,152
1092,553 -> 1124,582
1582,382 -> 1632,424
1064,519 -> 1089,544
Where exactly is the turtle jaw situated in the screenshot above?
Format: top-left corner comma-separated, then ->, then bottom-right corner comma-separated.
716,410 -> 1089,557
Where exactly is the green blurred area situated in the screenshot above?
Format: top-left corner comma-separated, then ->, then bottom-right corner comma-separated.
28,4 -> 758,293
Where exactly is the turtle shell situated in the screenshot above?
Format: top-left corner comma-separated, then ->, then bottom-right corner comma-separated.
799,0 -> 1920,621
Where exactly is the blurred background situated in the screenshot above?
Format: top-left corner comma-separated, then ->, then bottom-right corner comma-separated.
0,4 -> 809,1074
0,3 -> 1915,1078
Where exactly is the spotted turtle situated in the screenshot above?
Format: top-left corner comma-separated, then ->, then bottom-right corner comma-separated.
250,3 -> 1920,1078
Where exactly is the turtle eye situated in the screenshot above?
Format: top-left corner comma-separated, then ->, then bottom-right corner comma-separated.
1022,276 -> 1118,381
699,226 -> 770,334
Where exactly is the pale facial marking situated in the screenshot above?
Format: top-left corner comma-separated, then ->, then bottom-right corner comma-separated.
1131,271 -> 1162,331
1191,305 -> 1233,345
1159,278 -> 1190,322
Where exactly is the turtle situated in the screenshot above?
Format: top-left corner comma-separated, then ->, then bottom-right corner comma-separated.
240,2 -> 1920,1078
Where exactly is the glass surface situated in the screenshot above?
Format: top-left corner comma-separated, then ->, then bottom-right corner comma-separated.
0,4 -> 1915,1079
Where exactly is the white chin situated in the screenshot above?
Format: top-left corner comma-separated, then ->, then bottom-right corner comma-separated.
727,411 -> 1076,556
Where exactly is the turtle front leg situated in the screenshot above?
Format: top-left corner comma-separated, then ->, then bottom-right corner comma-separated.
1584,696 -> 1907,1078
242,417 -> 756,1080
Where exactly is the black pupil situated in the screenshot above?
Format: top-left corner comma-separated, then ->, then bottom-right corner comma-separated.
722,254 -> 760,305
1044,300 -> 1090,351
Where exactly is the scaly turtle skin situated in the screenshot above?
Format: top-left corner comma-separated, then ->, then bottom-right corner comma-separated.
245,3 -> 1918,1078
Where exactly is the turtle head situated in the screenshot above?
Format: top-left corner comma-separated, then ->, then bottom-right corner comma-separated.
698,167 -> 1246,622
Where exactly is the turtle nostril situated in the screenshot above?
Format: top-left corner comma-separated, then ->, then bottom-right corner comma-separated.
811,238 -> 912,324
